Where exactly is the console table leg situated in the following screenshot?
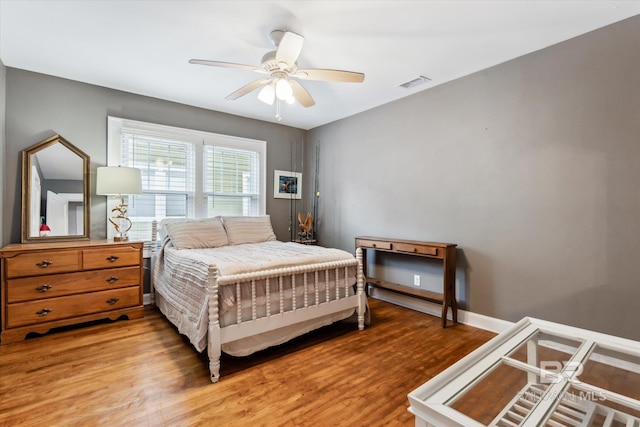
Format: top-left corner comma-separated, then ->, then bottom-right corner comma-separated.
443,246 -> 457,327
441,302 -> 449,328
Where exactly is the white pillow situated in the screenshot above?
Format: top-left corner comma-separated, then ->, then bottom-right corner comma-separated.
222,215 -> 277,245
162,217 -> 229,250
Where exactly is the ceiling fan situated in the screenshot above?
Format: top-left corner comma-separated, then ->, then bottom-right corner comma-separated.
189,30 -> 365,111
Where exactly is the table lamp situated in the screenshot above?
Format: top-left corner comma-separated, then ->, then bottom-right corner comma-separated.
96,166 -> 143,241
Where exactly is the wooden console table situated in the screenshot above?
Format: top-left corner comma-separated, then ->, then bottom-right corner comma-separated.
355,236 -> 457,327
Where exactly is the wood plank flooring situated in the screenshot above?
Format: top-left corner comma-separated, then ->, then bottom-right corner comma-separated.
0,299 -> 495,426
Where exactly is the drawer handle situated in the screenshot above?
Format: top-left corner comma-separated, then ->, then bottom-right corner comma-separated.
106,277 -> 119,284
36,308 -> 52,316
36,260 -> 53,268
35,284 -> 53,292
106,298 -> 120,305
106,255 -> 120,263
372,244 -> 377,248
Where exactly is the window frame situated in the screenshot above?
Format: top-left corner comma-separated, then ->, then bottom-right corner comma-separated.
106,116 -> 267,241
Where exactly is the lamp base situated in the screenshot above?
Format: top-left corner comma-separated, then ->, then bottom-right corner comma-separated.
113,232 -> 129,242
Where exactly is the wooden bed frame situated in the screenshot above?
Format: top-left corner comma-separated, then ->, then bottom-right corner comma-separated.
151,222 -> 366,382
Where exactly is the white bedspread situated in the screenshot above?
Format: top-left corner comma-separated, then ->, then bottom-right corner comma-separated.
171,240 -> 355,276
153,240 -> 358,354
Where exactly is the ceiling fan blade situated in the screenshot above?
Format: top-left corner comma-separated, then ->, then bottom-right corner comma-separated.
292,68 -> 365,83
226,78 -> 271,100
275,31 -> 304,67
289,80 -> 315,107
189,59 -> 267,74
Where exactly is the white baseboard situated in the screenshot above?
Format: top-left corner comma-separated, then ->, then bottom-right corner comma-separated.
143,293 -> 153,306
369,287 -> 513,334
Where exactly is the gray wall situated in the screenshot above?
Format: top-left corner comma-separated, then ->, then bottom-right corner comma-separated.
0,60 -> 5,247
4,69 -> 306,244
307,16 -> 640,340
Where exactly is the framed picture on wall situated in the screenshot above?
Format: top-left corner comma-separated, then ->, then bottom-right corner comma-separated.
274,170 -> 302,199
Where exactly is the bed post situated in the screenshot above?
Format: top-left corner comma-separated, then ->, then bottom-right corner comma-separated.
356,247 -> 365,330
207,264 -> 222,383
150,220 -> 158,305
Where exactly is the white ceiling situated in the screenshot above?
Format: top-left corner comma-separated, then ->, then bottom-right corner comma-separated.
1,1 -> 639,130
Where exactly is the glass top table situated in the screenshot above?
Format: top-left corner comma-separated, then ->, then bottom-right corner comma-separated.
407,317 -> 640,427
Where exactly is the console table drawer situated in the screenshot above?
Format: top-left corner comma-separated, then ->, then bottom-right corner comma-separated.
6,266 -> 141,303
7,287 -> 141,328
355,239 -> 392,250
4,251 -> 81,278
394,243 -> 440,257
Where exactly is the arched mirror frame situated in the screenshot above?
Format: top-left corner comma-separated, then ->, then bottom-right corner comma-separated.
21,134 -> 91,243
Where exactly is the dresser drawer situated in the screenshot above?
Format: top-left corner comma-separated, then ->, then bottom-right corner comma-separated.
356,239 -> 392,250
7,286 -> 141,328
6,266 -> 141,303
394,242 -> 441,257
83,246 -> 140,270
3,250 -> 81,278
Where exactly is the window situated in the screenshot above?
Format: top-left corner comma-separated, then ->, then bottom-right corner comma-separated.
107,117 -> 266,242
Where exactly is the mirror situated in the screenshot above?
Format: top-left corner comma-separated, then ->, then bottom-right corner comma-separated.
21,134 -> 90,242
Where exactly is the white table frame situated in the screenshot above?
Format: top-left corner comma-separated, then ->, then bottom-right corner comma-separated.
408,317 -> 640,427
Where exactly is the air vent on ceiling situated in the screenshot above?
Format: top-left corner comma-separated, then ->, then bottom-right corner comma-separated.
399,76 -> 431,89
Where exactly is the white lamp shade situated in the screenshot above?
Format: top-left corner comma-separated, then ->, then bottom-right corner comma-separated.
258,84 -> 275,105
275,78 -> 293,100
96,166 -> 143,195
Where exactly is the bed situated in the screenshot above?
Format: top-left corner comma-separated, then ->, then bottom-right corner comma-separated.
151,215 -> 366,382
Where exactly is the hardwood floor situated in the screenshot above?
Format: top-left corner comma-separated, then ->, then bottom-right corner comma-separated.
0,298 -> 495,426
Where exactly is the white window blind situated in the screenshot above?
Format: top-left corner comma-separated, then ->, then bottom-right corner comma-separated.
107,117 -> 266,243
123,133 -> 196,241
204,145 -> 260,217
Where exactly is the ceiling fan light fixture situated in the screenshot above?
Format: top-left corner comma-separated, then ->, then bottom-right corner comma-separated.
258,83 -> 275,105
275,78 -> 293,101
190,29 -> 363,116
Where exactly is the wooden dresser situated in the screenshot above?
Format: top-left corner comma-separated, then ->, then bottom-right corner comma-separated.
0,240 -> 144,345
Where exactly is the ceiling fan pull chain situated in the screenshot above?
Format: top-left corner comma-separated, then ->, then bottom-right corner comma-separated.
276,99 -> 282,122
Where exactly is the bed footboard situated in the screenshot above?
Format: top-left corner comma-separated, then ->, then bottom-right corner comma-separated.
207,247 -> 366,383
